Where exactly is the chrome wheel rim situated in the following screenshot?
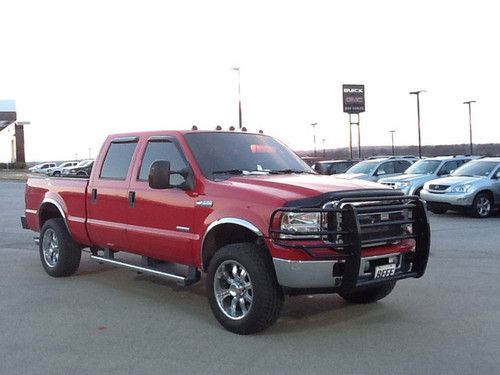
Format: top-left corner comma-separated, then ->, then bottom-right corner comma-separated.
214,260 -> 253,320
42,228 -> 60,267
476,197 -> 491,217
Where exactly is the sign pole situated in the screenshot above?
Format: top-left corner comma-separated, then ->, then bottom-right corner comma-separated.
343,84 -> 365,160
349,114 -> 353,159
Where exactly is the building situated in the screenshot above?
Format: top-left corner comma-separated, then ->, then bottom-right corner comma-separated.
0,100 -> 26,167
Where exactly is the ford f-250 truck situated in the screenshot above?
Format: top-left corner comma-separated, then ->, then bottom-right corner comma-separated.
22,130 -> 430,334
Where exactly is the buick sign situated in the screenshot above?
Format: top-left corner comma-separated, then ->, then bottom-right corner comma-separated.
343,84 -> 365,113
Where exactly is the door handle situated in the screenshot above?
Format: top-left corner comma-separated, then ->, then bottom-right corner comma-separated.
91,188 -> 97,204
128,191 -> 136,208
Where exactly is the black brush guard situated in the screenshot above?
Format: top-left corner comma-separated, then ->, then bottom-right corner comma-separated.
269,195 -> 430,290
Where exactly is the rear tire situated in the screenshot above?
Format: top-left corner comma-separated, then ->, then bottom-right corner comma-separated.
207,243 -> 283,334
53,171 -> 61,177
339,281 -> 396,304
470,193 -> 492,218
39,218 -> 81,277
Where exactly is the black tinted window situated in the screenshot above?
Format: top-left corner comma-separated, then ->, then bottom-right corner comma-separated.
139,140 -> 187,185
439,161 -> 459,175
100,141 -> 137,180
395,161 -> 411,173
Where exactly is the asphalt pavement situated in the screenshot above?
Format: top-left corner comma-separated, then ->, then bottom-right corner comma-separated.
1,181 -> 499,374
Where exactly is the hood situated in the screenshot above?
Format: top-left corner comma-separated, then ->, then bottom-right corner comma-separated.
334,173 -> 370,180
219,174 -> 390,205
427,175 -> 484,186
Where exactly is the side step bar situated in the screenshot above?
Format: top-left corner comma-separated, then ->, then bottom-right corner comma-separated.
90,254 -> 200,286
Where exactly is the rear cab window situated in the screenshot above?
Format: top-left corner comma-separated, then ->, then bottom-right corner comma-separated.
100,138 -> 138,180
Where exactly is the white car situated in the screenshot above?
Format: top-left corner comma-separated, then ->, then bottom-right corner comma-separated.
46,162 -> 78,177
334,157 -> 415,182
28,162 -> 56,174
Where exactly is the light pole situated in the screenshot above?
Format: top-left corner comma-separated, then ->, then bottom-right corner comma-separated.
463,100 -> 476,154
311,123 -> 318,157
232,67 -> 243,129
410,90 -> 426,158
389,130 -> 396,156
322,138 -> 326,158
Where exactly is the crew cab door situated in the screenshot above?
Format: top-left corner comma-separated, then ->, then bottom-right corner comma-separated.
86,137 -> 138,250
126,136 -> 197,264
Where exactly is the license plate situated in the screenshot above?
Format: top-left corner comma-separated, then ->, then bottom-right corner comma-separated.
374,264 -> 396,279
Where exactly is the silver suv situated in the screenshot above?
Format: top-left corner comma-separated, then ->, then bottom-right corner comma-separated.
420,157 -> 500,217
335,156 -> 415,182
379,156 -> 475,196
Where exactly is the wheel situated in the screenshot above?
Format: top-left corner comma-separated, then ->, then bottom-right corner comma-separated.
471,193 -> 492,218
53,171 -> 61,177
76,171 -> 87,177
39,218 -> 81,277
430,207 -> 447,214
339,281 -> 396,304
207,243 -> 283,334
414,187 -> 422,197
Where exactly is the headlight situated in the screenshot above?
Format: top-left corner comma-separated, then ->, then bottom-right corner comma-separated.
450,184 -> 472,193
280,212 -> 321,238
395,181 -> 411,189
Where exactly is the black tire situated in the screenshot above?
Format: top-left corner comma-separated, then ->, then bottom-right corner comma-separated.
53,171 -> 61,177
39,218 -> 81,277
430,207 -> 447,214
207,243 -> 283,334
414,187 -> 422,197
339,281 -> 396,304
76,171 -> 87,177
470,193 -> 492,218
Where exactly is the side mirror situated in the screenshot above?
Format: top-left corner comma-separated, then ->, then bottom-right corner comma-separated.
376,170 -> 386,176
149,160 -> 171,189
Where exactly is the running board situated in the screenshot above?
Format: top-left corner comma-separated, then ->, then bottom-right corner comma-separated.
90,255 -> 200,286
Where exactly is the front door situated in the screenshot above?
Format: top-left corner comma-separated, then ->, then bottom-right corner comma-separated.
127,136 -> 197,264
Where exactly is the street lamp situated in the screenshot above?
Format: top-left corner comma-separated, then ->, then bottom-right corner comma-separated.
232,67 -> 243,129
389,130 -> 396,156
409,90 -> 426,158
463,100 -> 476,154
310,123 -> 318,157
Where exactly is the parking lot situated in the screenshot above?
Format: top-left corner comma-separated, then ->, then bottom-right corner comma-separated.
1,180 -> 499,374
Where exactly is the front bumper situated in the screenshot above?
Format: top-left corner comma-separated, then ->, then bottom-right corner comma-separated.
420,190 -> 474,207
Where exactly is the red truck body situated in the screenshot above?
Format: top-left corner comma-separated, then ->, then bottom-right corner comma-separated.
24,130 -> 430,334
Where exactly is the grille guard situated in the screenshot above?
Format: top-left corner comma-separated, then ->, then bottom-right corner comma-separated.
269,195 -> 430,288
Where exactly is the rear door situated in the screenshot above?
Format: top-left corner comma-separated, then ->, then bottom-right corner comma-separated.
126,136 -> 197,264
86,137 -> 139,250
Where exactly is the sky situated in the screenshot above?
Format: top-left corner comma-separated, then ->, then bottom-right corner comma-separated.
1,0 -> 499,162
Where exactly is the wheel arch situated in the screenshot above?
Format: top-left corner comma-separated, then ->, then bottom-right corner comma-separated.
201,218 -> 265,271
39,199 -> 68,232
475,189 -> 494,204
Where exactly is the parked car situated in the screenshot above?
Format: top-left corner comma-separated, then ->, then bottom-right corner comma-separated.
61,159 -> 94,177
420,157 -> 500,217
379,155 -> 476,196
46,161 -> 78,177
312,159 -> 359,175
28,162 -> 56,174
334,157 -> 415,182
22,130 -> 430,334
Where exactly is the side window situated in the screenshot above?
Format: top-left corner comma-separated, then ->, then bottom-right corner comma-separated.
438,161 -> 458,176
138,140 -> 188,186
395,161 -> 411,173
377,162 -> 395,175
100,141 -> 138,180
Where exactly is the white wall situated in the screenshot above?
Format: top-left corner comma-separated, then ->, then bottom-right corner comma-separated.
0,123 -> 16,163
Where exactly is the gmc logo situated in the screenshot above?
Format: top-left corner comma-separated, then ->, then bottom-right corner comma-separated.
344,88 -> 363,93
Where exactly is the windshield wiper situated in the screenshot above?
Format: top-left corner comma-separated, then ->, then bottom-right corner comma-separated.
268,169 -> 314,175
212,169 -> 246,175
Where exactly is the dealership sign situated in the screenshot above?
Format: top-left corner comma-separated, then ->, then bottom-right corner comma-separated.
343,84 -> 365,113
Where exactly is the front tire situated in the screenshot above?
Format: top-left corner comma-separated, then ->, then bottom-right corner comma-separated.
39,218 -> 81,277
207,243 -> 283,334
471,193 -> 492,218
339,281 -> 396,304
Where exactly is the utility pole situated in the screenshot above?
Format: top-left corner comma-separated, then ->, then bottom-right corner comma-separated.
410,90 -> 426,158
389,130 -> 396,156
311,123 -> 318,157
463,100 -> 476,154
322,138 -> 326,158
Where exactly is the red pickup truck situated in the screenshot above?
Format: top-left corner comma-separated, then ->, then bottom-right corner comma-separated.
23,130 -> 430,334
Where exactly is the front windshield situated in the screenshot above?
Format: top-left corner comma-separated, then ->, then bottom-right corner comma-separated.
76,160 -> 92,167
345,160 -> 379,174
404,160 -> 441,175
451,160 -> 499,177
184,132 -> 313,180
